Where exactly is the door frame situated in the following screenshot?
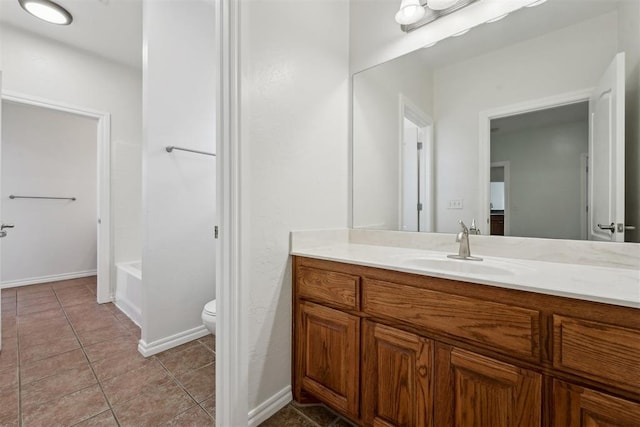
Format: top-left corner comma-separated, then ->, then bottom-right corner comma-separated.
1,91 -> 112,303
478,88 -> 593,232
216,0 -> 249,425
398,94 -> 434,232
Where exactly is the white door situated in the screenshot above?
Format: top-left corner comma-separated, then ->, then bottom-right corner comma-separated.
589,53 -> 625,242
401,119 -> 420,231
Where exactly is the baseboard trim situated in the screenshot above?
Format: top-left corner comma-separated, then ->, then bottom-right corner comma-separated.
248,386 -> 292,427
1,270 -> 97,289
114,298 -> 142,327
137,325 -> 210,357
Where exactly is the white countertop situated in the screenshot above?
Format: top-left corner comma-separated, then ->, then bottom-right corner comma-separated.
291,242 -> 640,309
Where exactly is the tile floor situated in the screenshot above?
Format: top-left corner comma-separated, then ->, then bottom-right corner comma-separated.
0,276 -> 354,426
0,277 -> 215,426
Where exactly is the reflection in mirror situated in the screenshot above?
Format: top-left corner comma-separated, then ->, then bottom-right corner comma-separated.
352,0 -> 639,242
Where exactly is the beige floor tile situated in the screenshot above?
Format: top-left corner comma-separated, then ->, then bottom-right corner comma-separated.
0,366 -> 18,393
21,348 -> 88,385
0,340 -> 18,370
0,387 -> 18,426
77,323 -> 130,347
200,396 -> 215,419
102,361 -> 171,406
163,405 -> 214,426
72,410 -> 118,426
177,362 -> 215,403
198,334 -> 216,352
83,335 -> 139,363
90,350 -> 151,381
292,403 -> 340,426
18,324 -> 76,350
113,380 -> 196,427
22,384 -> 108,427
21,364 -> 97,410
19,335 -> 80,364
158,344 -> 215,377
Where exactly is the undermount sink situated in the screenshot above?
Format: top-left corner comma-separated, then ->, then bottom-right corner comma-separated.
403,257 -> 515,276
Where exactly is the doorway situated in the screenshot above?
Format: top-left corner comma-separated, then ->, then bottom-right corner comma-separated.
0,93 -> 111,302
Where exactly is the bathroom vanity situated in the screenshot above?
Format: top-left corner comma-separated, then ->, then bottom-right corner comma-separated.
291,233 -> 640,427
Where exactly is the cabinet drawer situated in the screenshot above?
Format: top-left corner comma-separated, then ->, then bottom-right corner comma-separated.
297,266 -> 359,310
553,315 -> 640,394
362,279 -> 540,361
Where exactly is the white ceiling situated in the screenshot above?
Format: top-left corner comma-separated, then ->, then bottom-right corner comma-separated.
0,0 -> 142,69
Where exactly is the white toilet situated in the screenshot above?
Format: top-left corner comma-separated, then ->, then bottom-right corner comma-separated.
201,299 -> 217,335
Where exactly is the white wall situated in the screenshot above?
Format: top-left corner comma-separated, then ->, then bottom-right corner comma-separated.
433,12 -> 618,232
491,121 -> 588,240
618,0 -> 640,242
353,52 -> 433,229
0,25 -> 142,288
141,0 -> 216,348
239,0 -> 349,413
1,102 -> 97,284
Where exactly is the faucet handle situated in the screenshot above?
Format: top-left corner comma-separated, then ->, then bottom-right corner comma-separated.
458,220 -> 468,233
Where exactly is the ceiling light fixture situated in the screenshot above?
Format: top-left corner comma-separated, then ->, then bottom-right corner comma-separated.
395,0 -> 426,25
426,0 -> 460,11
18,0 -> 73,25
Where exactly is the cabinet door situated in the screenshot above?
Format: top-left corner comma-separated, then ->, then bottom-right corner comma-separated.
435,344 -> 541,427
362,321 -> 433,427
553,380 -> 640,426
295,301 -> 360,419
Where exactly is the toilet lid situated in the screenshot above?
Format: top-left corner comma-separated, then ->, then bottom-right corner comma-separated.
204,299 -> 216,315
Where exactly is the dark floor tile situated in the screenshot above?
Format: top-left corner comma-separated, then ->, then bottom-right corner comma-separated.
19,335 -> 80,364
163,405 -> 214,426
177,363 -> 215,403
72,410 -> 118,426
21,348 -> 88,385
113,380 -> 196,427
21,364 -> 97,410
22,384 -> 108,427
102,361 -> 171,406
292,403 -> 340,426
157,344 -> 215,378
259,405 -> 316,427
330,417 -> 358,426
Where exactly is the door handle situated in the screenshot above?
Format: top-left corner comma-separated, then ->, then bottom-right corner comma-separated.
625,225 -> 636,231
597,223 -> 615,232
1,223 -> 14,230
0,231 -> 6,238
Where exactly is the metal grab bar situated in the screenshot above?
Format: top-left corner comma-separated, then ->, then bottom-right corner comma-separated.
9,195 -> 77,201
165,146 -> 216,157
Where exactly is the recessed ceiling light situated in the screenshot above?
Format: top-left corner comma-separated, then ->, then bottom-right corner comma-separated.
18,0 -> 73,25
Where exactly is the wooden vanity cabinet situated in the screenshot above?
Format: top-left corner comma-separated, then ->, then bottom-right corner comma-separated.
292,256 -> 640,427
362,321 -> 434,427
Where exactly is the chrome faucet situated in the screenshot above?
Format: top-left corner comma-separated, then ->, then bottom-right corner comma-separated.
469,219 -> 481,235
447,220 -> 483,261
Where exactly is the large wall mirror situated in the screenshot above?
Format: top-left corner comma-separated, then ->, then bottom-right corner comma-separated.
352,0 -> 639,243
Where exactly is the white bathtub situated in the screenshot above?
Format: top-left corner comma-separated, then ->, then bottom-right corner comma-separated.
115,261 -> 142,327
